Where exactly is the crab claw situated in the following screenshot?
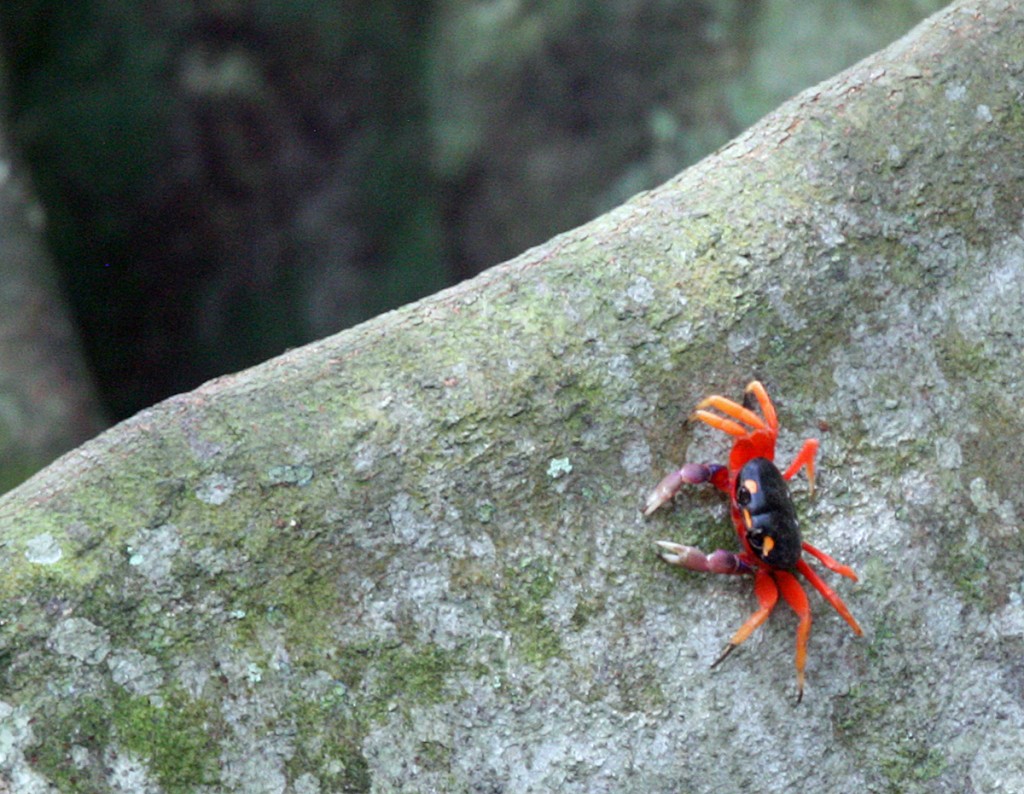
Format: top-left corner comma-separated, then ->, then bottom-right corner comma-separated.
655,542 -> 752,575
655,540 -> 706,567
642,463 -> 713,516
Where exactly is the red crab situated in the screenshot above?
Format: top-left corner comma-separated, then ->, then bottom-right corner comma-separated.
643,380 -> 862,702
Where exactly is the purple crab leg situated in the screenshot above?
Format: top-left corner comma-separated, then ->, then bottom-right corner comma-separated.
655,542 -> 754,575
642,463 -> 725,516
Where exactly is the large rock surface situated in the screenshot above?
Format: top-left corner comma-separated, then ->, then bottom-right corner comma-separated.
1,1 -> 1022,791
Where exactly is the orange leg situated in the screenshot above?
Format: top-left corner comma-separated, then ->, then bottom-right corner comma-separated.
743,380 -> 778,432
802,542 -> 858,582
712,567 -> 778,668
690,383 -> 781,463
775,570 -> 812,704
796,559 -> 863,636
694,395 -> 768,433
691,410 -> 751,438
782,438 -> 819,496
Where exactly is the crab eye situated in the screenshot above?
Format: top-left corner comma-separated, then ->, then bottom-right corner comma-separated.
736,484 -> 751,505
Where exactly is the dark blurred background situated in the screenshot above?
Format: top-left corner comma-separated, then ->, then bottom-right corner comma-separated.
0,0 -> 949,488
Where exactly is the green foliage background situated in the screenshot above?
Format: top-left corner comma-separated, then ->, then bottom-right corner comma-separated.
0,0 -> 948,418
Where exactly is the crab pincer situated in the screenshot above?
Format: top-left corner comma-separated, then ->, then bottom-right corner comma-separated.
642,463 -> 726,516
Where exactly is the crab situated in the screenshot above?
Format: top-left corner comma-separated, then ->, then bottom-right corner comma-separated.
643,380 -> 862,703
